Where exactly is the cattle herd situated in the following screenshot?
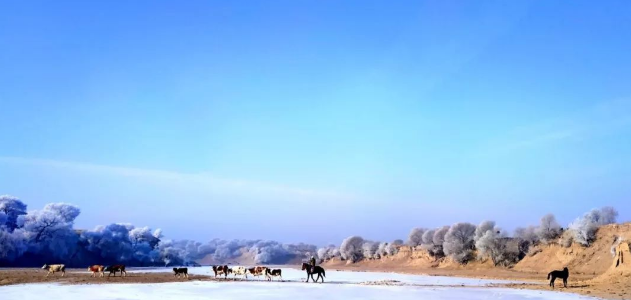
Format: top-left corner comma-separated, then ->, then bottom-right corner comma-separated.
40,264 -> 284,282
211,265 -> 283,281
42,264 -> 127,277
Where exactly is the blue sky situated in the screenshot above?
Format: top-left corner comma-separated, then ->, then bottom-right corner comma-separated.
1,1 -> 630,245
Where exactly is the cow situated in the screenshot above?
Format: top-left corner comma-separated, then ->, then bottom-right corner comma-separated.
265,268 -> 282,281
247,266 -> 267,280
231,266 -> 248,279
173,267 -> 189,279
88,265 -> 105,277
104,265 -> 127,277
42,264 -> 65,277
212,265 -> 231,278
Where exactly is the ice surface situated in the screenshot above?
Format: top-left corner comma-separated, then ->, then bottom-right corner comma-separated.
0,281 -> 598,300
128,266 -> 520,286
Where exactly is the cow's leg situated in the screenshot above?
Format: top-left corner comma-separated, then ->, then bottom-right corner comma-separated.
62,270 -> 65,277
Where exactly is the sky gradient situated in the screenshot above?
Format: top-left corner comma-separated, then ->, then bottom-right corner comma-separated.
1,0 -> 630,246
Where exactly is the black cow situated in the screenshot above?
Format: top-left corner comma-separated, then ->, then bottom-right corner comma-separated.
173,267 -> 189,278
265,268 -> 282,281
212,265 -> 231,278
104,265 -> 127,277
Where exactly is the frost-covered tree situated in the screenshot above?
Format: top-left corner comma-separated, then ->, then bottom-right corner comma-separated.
569,207 -> 619,246
340,236 -> 364,262
407,228 -> 425,247
19,203 -> 81,258
433,226 -> 449,245
317,246 -> 339,261
475,228 -> 520,266
513,225 -> 539,257
249,241 -> 291,264
0,211 -> 7,228
320,246 -> 340,261
0,195 -> 27,232
443,223 -> 476,263
474,220 -> 496,242
385,240 -> 401,256
0,229 -> 27,261
536,214 -> 561,243
362,241 -> 379,259
474,220 -> 500,260
376,242 -> 388,257
514,226 -> 539,244
82,223 -> 135,262
420,229 -> 437,253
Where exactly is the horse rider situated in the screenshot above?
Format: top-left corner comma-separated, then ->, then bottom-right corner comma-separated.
310,256 -> 317,273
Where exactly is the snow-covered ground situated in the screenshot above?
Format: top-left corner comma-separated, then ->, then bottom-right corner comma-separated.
0,280 -> 598,300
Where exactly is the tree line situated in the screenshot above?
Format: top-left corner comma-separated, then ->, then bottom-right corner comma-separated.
317,206 -> 619,266
0,195 -> 317,267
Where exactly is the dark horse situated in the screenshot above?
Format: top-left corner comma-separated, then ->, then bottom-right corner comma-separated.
301,262 -> 325,283
547,267 -> 569,288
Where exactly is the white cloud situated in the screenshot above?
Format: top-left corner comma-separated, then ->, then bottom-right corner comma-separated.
0,156 -> 351,201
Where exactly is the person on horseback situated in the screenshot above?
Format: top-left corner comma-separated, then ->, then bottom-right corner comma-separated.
309,256 -> 317,273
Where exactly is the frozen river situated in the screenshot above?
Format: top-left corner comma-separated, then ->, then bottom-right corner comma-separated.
0,267 -> 599,300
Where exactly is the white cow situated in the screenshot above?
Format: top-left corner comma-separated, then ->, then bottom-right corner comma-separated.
231,266 -> 249,279
42,264 -> 66,277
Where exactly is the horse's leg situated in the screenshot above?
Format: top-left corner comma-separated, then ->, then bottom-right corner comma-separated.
563,277 -> 567,288
305,271 -> 310,282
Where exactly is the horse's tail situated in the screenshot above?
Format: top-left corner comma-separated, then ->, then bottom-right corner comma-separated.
547,272 -> 551,280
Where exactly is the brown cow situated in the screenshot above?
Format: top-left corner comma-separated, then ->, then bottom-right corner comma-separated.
247,266 -> 267,280
88,265 -> 105,277
42,264 -> 65,277
212,265 -> 231,278
104,265 -> 127,277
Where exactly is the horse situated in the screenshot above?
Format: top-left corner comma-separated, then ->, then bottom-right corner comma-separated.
301,262 -> 325,283
547,267 -> 569,288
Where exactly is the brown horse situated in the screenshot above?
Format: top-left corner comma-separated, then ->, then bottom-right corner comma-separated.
301,262 -> 325,283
